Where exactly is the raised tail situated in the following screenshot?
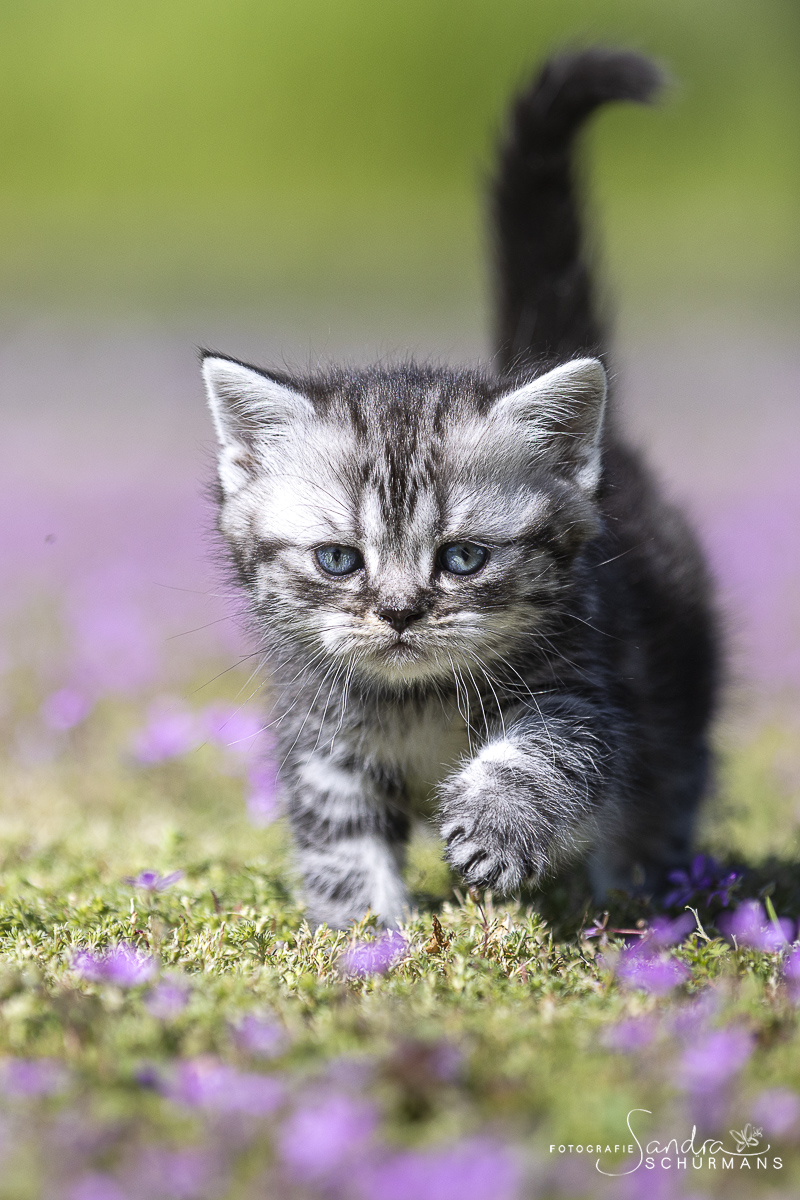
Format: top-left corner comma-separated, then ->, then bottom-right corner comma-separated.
492,48 -> 664,377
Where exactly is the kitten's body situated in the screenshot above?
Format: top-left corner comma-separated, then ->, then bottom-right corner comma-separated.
203,50 -> 719,927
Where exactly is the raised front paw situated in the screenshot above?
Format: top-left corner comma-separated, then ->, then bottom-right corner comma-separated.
441,809 -> 534,893
438,751 -> 541,894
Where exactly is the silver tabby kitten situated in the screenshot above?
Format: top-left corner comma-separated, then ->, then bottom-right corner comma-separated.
202,50 -> 718,929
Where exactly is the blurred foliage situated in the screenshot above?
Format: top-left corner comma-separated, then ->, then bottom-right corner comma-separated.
700,719 -> 800,864
0,0 -> 797,313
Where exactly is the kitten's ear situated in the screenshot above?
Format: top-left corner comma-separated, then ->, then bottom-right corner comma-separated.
202,356 -> 314,495
492,358 -> 607,491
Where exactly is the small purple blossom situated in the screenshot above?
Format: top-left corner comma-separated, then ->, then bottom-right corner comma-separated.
644,912 -> 695,948
40,687 -> 93,731
135,1064 -> 162,1089
145,979 -> 190,1020
246,761 -> 280,827
783,946 -> 800,1001
616,945 -> 690,995
132,702 -> 199,764
0,1057 -> 69,1096
719,899 -> 794,951
279,1094 -> 378,1182
341,931 -> 405,977
321,1054 -> 376,1092
121,1146 -> 225,1200
232,1013 -> 287,1059
67,1173 -> 127,1200
676,1026 -> 754,1094
603,1015 -> 658,1053
427,1040 -> 463,1083
664,854 -> 741,909
165,1058 -> 284,1116
124,869 -> 184,892
751,1087 -> 800,1137
667,989 -> 721,1040
73,944 -> 156,987
202,704 -> 263,755
67,567 -> 159,696
357,1138 -> 521,1200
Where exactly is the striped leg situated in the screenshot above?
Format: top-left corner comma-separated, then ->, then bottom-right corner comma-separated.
285,751 -> 410,928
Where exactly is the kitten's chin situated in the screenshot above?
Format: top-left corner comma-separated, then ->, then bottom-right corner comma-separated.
361,642 -> 445,688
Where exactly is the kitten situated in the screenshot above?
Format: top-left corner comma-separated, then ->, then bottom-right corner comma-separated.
202,49 -> 719,929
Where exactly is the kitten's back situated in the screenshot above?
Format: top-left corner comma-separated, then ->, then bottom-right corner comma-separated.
490,48 -> 720,893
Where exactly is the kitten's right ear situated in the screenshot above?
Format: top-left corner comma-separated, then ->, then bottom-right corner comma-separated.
202,356 -> 314,496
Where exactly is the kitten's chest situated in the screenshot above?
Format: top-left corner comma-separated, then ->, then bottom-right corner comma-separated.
366,699 -> 470,807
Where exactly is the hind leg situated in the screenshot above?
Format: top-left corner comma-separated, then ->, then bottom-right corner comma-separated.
589,738 -> 711,901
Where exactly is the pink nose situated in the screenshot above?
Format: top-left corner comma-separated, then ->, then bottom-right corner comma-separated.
376,607 -> 424,633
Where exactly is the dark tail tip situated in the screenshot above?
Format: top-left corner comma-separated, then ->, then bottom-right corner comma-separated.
506,48 -> 665,156
493,49 -> 665,375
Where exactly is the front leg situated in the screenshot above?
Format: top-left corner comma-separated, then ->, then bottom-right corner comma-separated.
439,700 -> 620,893
283,749 -> 410,929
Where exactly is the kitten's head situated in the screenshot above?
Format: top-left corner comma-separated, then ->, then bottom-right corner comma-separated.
203,357 -> 606,690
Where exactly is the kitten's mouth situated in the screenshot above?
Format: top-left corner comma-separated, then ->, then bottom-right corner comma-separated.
383,640 -> 417,656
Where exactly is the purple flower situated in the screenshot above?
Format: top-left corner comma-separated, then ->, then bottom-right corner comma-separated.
427,1040 -> 463,1083
279,1094 -> 378,1182
135,1064 -> 162,1089
202,704 -> 263,755
784,946 -> 800,1001
145,979 -> 190,1020
132,702 -> 199,764
245,761 -> 280,827
751,1087 -> 800,1137
0,1057 -> 69,1096
719,899 -> 794,951
603,1015 -> 658,1053
67,1173 -> 127,1200
166,1059 -> 284,1116
676,1026 -> 754,1094
73,944 -> 156,987
125,869 -> 184,892
320,1054 -> 376,1092
644,912 -> 695,948
616,946 -> 690,995
667,989 -> 721,1040
40,687 -> 92,731
232,1014 -> 287,1059
341,931 -> 405,977
664,854 -> 741,909
358,1138 -> 520,1200
67,566 -> 159,696
121,1146 -> 225,1200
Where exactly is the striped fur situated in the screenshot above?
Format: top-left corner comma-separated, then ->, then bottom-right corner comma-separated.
203,50 -> 719,927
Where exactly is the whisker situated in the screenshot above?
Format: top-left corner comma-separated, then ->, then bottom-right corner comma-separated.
187,650 -> 265,697
277,659 -> 344,772
462,659 -> 490,742
167,609 -> 249,641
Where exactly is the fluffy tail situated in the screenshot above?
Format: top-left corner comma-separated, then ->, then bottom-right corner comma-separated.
492,48 -> 664,376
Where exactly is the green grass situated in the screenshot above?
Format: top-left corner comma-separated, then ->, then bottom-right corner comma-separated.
1,672 -> 800,1196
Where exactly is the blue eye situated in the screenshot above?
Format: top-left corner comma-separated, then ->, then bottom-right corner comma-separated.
315,545 -> 364,576
439,542 -> 488,576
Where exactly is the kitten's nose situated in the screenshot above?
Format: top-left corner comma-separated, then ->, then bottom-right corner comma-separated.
376,606 -> 424,634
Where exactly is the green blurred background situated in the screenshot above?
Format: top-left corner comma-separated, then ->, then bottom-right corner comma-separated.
0,0 -> 797,323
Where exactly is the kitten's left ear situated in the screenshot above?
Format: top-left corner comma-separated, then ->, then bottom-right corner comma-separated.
492,358 -> 608,491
